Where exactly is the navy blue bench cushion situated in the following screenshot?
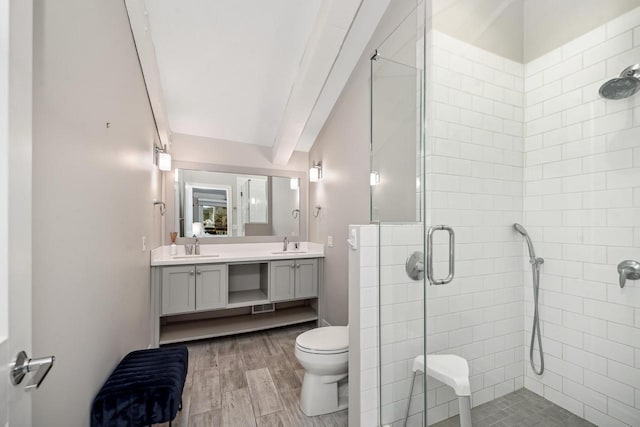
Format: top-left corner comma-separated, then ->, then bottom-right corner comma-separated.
91,346 -> 188,427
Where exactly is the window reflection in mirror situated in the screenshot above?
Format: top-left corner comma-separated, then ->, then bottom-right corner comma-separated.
174,169 -> 299,238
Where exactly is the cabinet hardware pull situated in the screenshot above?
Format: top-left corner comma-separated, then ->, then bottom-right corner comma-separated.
189,270 -> 194,275
291,263 -> 295,268
196,270 -> 201,275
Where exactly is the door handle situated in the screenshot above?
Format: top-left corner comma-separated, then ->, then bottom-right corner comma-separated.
426,225 -> 455,285
10,350 -> 55,390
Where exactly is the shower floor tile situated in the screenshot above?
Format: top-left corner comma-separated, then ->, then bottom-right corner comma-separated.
431,388 -> 596,427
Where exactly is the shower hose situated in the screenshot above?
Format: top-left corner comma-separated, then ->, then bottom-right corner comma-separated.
530,258 -> 544,375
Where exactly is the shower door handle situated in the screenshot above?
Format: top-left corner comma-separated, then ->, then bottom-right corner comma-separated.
426,225 -> 455,285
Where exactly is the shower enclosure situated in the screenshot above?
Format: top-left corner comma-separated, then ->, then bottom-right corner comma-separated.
364,1 -> 640,426
368,2 -> 426,426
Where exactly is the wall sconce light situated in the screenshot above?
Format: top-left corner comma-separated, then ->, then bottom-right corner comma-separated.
370,171 -> 380,186
309,161 -> 323,182
155,145 -> 172,171
290,177 -> 299,190
192,222 -> 203,236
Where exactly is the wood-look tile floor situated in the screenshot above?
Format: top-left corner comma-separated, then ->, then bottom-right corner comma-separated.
156,322 -> 348,427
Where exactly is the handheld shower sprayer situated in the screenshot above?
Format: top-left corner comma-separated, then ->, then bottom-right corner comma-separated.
514,223 -> 545,375
513,223 -> 544,265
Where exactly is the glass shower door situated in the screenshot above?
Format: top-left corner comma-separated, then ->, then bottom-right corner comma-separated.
371,53 -> 427,427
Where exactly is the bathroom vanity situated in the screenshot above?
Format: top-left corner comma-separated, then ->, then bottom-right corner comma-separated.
150,242 -> 324,346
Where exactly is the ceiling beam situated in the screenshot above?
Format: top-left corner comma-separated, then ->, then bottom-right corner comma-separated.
271,0 -> 364,165
124,0 -> 171,147
296,0 -> 391,153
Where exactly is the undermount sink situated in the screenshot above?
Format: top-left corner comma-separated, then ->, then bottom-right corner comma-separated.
171,254 -> 220,259
271,251 -> 308,255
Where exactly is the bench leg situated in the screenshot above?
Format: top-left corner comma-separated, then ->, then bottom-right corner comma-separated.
458,396 -> 472,427
402,371 -> 418,427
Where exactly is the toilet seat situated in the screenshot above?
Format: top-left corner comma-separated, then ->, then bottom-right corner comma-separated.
295,326 -> 348,354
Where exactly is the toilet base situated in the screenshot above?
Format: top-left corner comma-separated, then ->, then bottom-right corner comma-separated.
299,372 -> 348,416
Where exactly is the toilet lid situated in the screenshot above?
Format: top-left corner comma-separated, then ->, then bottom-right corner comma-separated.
296,326 -> 348,353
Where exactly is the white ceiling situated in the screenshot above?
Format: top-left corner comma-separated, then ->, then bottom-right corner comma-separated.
133,0 -> 388,163
431,0 -> 640,62
145,0 -> 322,147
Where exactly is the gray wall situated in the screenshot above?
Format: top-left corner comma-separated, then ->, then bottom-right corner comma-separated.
32,0 -> 162,425
308,70 -> 370,326
308,1 -> 421,326
370,60 -> 420,222
172,132 -> 309,172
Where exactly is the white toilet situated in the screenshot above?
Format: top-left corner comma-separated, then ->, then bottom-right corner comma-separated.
294,326 -> 349,416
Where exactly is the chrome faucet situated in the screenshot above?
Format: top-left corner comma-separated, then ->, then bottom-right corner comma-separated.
194,235 -> 200,255
283,237 -> 288,252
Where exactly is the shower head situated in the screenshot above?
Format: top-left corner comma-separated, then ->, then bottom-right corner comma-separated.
513,223 -> 538,261
513,223 -> 528,236
599,64 -> 640,100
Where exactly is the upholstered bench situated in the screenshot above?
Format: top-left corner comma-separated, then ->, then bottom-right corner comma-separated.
91,346 -> 188,427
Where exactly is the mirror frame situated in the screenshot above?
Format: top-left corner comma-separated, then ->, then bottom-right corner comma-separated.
166,160 -> 307,244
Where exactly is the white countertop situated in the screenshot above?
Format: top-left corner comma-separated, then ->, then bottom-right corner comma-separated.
151,241 -> 325,266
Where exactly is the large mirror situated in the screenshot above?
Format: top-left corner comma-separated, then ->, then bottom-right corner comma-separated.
172,167 -> 302,239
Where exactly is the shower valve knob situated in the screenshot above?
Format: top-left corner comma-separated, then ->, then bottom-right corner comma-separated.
617,260 -> 640,288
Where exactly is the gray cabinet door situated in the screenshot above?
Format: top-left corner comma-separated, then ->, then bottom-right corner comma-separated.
295,259 -> 318,299
161,265 -> 196,315
270,260 -> 295,302
196,264 -> 227,311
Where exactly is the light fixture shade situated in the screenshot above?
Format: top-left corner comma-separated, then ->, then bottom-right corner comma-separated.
309,161 -> 322,182
309,167 -> 320,182
192,222 -> 203,236
290,178 -> 299,190
157,151 -> 172,171
370,171 -> 380,186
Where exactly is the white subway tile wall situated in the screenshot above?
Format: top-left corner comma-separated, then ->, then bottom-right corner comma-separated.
523,7 -> 640,427
423,30 -> 526,425
357,225 -> 381,427
378,224 -> 425,427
